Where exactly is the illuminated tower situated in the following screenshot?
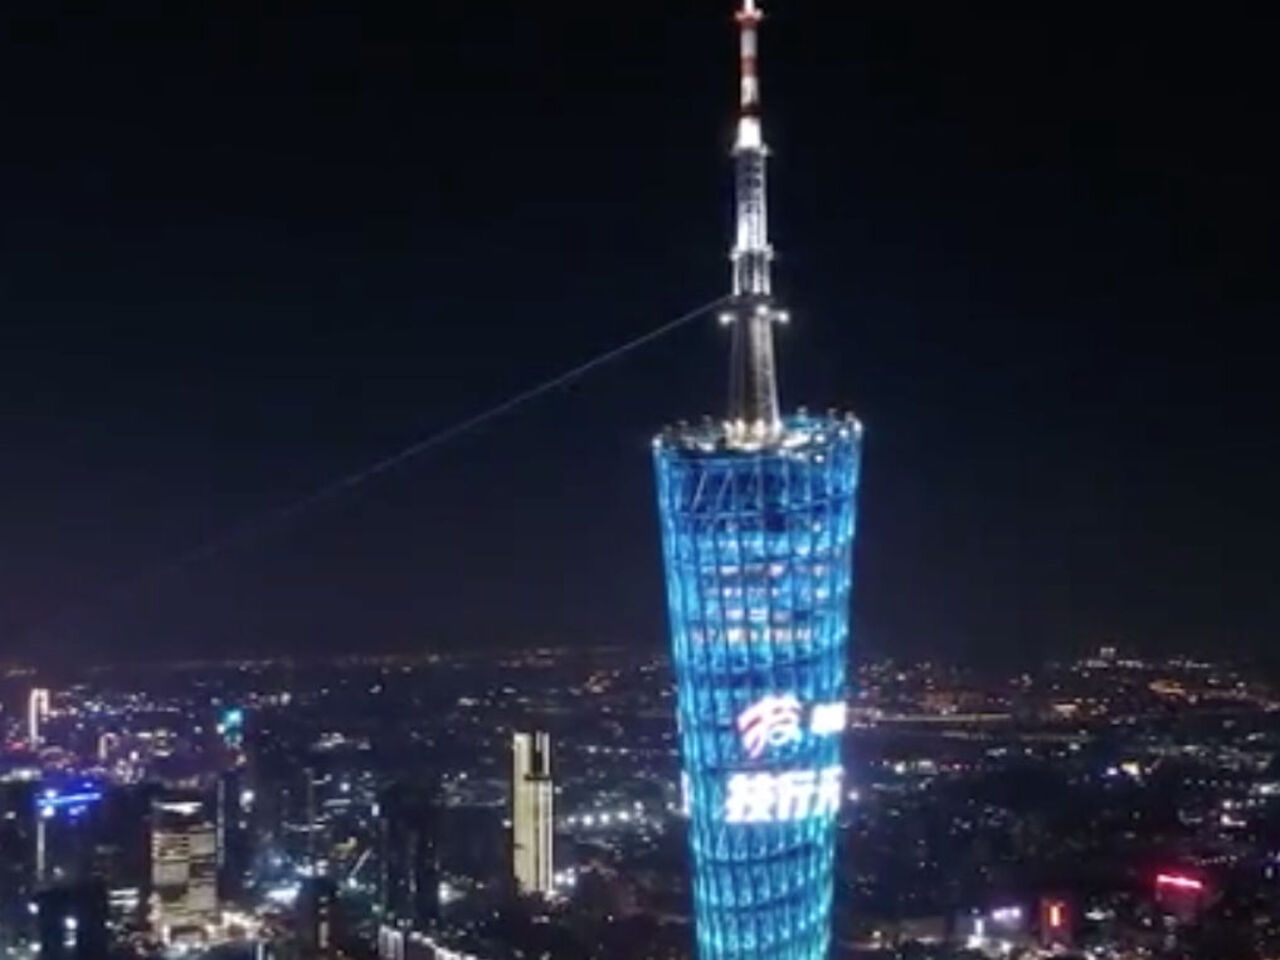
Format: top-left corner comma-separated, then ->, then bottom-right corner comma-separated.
652,4 -> 861,959
511,732 -> 553,897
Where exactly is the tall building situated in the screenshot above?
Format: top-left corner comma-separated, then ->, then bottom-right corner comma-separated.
33,881 -> 109,960
377,780 -> 439,930
93,784 -> 152,924
217,769 -> 250,902
1038,897 -> 1072,950
150,794 -> 218,942
28,688 -> 50,749
96,732 -> 119,765
651,4 -> 861,960
34,783 -> 105,887
511,732 -> 553,897
0,780 -> 38,949
298,876 -> 341,956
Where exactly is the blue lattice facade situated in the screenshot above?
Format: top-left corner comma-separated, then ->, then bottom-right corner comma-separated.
653,413 -> 861,960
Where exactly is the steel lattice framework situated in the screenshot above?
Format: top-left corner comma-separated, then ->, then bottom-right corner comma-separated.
654,416 -> 860,960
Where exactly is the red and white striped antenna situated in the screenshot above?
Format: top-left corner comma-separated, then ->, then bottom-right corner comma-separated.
722,0 -> 787,443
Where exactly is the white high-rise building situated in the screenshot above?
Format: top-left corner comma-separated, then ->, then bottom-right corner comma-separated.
511,731 -> 553,896
28,688 -> 49,749
150,796 -> 219,940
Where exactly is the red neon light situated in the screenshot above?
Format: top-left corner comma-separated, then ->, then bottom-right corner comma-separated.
1156,873 -> 1204,892
1048,903 -> 1064,928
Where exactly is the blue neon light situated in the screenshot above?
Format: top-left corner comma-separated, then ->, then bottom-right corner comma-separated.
37,786 -> 104,819
41,791 -> 103,807
653,413 -> 861,960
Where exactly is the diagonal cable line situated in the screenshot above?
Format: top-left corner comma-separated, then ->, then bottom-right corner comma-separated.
173,294 -> 729,568
27,295 -> 728,643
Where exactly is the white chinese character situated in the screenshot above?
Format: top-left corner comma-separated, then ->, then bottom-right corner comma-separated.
737,694 -> 803,759
774,769 -> 818,821
809,702 -> 847,736
724,772 -> 777,823
813,766 -> 843,817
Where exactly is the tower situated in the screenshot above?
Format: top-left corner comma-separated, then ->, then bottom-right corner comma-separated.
652,4 -> 862,960
511,732 -> 553,897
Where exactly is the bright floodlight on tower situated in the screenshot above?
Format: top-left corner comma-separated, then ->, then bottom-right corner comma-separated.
652,3 -> 862,960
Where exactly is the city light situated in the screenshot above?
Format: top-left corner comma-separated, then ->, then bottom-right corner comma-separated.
263,883 -> 301,906
990,906 -> 1022,926
564,807 -> 651,831
36,786 -> 104,819
1156,873 -> 1205,892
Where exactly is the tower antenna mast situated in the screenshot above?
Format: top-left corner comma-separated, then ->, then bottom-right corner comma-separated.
722,0 -> 788,443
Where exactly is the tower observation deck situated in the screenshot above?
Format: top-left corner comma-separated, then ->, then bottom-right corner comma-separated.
651,4 -> 863,960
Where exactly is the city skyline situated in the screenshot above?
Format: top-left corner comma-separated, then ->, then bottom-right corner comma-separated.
6,643 -> 1280,958
1,4 -> 1279,956
1,5 -> 1276,668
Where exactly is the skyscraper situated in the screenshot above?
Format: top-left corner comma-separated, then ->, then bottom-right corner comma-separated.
217,769 -> 250,903
299,875 -> 342,956
0,781 -> 38,950
377,780 -> 439,930
34,783 -> 105,887
28,688 -> 50,750
149,794 -> 218,942
652,4 -> 861,960
511,732 -> 553,897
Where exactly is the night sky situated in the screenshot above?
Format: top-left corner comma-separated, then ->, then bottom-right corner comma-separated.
1,5 -> 1276,666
